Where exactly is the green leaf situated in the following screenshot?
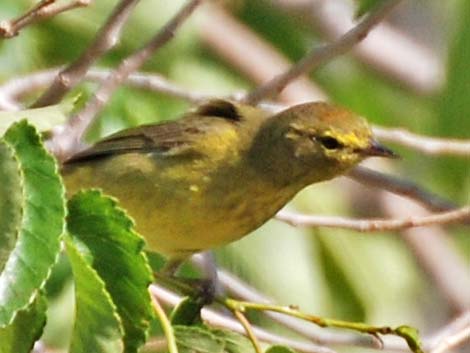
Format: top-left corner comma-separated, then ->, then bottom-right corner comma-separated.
65,236 -> 124,353
0,120 -> 65,327
66,190 -> 154,353
170,296 -> 204,326
0,142 -> 22,270
355,0 -> 387,17
173,325 -> 256,353
265,345 -> 298,353
395,326 -> 424,353
174,325 -> 225,353
0,98 -> 75,135
0,293 -> 47,353
211,329 -> 256,353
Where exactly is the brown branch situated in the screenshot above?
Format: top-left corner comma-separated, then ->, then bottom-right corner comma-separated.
430,327 -> 470,353
275,206 -> 470,232
381,193 -> 470,312
243,0 -> 402,104
428,311 -> 470,353
31,0 -> 141,108
198,5 -> 327,104
373,126 -> 470,156
348,166 -> 457,213
273,0 -> 444,95
0,0 -> 91,39
48,0 -> 203,159
0,68 -> 211,110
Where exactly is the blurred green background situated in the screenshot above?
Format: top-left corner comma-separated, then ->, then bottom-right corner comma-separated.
1,0 -> 468,351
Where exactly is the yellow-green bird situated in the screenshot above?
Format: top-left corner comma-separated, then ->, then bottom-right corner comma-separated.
63,99 -> 395,271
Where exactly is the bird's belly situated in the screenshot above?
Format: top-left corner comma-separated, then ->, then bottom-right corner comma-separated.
128,183 -> 289,258
63,155 -> 295,259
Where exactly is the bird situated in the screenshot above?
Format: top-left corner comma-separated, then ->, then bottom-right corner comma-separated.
62,99 -> 396,274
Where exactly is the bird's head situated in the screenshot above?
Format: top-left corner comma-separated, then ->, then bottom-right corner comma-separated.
250,102 -> 396,185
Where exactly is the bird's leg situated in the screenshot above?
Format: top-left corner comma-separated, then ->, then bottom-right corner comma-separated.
155,252 -> 219,305
190,252 -> 221,304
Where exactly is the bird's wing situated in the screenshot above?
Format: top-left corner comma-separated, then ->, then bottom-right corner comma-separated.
64,99 -> 243,164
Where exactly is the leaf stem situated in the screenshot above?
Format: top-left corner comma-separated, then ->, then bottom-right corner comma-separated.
223,299 -> 424,353
232,310 -> 264,353
150,289 -> 179,353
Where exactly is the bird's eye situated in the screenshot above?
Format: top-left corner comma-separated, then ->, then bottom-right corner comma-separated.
316,136 -> 343,150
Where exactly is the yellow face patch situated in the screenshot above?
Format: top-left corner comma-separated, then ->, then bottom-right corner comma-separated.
320,128 -> 371,164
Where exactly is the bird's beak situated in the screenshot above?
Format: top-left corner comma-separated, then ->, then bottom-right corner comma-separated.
362,139 -> 399,158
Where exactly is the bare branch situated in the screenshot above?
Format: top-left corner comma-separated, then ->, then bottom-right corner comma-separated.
431,326 -> 470,353
198,5 -> 327,104
243,0 -> 402,104
31,0 -> 140,108
373,126 -> 470,156
273,0 -> 444,95
275,206 -> 470,232
0,68 -> 211,110
0,95 -> 19,111
428,311 -> 470,353
381,193 -> 470,312
48,0 -> 203,159
0,0 -> 90,39
348,166 -> 457,213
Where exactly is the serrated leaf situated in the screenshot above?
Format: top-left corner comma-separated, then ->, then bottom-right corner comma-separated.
174,325 -> 225,353
0,98 -> 75,135
356,0 -> 387,18
0,142 -> 22,269
170,297 -> 204,325
65,236 -> 124,353
66,190 -> 154,353
0,293 -> 47,353
211,329 -> 256,353
265,345 -> 298,353
0,120 -> 65,327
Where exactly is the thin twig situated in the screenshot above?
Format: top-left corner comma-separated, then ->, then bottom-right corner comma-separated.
381,193 -> 470,312
427,311 -> 470,353
0,0 -> 91,39
348,166 -> 456,213
273,0 -> 444,95
373,126 -> 470,156
430,327 -> 470,353
48,0 -> 202,159
210,265 -> 390,350
244,0 -> 402,104
223,299 -> 423,353
198,5 -> 327,104
0,68 -> 211,111
149,284 -> 338,353
275,206 -> 470,232
31,0 -> 140,108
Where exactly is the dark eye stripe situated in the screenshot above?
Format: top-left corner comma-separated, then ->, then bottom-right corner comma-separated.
315,136 -> 343,150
